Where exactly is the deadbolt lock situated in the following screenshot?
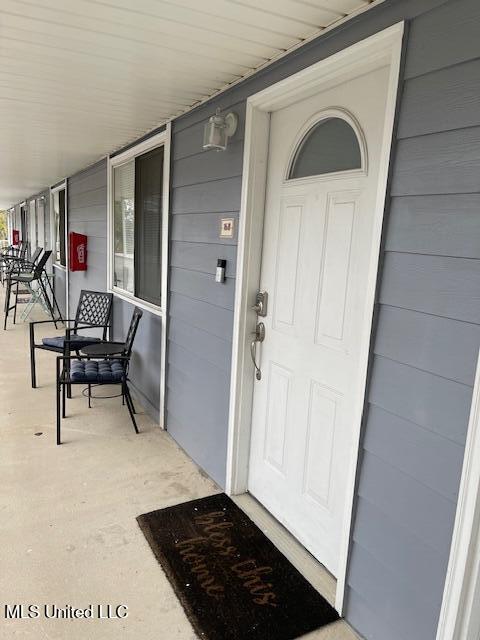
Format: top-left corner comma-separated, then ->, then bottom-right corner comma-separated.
252,290 -> 268,317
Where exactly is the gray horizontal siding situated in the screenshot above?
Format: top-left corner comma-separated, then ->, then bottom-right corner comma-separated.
169,317 -> 232,373
112,297 -> 161,422
347,1 -> 480,638
170,268 -> 235,310
404,0 -> 480,79
68,158 -> 162,422
374,306 -> 480,386
379,252 -> 480,324
171,212 -> 238,245
165,2 -> 475,638
391,126 -> 480,196
358,451 -> 457,559
348,540 -> 442,640
353,496 -> 450,604
170,176 -> 242,214
53,267 -> 67,318
363,406 -> 464,502
173,102 -> 246,161
169,292 -> 234,342
172,140 -> 244,189
170,241 -> 237,278
67,160 -> 108,315
385,194 -> 480,259
9,1 -> 474,639
369,355 -> 472,449
167,109 -> 243,484
167,344 -> 230,485
398,58 -> 480,138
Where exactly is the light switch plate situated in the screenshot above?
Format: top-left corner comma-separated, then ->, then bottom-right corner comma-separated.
220,217 -> 234,239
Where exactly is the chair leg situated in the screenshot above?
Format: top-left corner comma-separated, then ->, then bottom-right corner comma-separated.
56,372 -> 62,446
39,277 -> 56,325
88,384 -> 91,408
3,279 -> 10,330
29,326 -> 37,388
124,382 -> 139,434
126,386 -> 136,414
62,379 -> 66,418
45,273 -> 63,325
66,360 -> 72,399
13,281 -> 19,324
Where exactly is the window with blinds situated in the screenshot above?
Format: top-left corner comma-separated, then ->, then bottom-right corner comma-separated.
113,145 -> 163,306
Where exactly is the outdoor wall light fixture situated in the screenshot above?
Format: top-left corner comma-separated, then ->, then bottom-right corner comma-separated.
203,108 -> 238,151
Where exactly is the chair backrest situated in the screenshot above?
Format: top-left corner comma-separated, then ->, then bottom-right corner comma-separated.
33,250 -> 52,278
123,307 -> 143,358
74,290 -> 113,339
19,242 -> 27,259
10,246 -> 43,275
30,246 -> 43,265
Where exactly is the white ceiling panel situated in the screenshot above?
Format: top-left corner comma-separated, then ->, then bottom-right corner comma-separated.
0,0 -> 377,208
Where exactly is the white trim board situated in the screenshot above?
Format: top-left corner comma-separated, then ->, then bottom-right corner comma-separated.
106,126 -> 171,429
225,22 -> 404,616
49,180 -> 68,318
436,349 -> 480,640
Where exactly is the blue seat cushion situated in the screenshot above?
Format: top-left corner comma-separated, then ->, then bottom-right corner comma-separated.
69,359 -> 125,383
42,335 -> 101,350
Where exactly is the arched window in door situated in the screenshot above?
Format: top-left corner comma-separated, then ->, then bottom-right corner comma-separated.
288,115 -> 363,180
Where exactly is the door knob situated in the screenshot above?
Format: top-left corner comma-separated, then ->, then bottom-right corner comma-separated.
250,322 -> 265,381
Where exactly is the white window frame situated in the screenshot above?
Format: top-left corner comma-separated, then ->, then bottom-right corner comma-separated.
36,195 -> 46,251
50,180 -> 69,318
107,124 -> 171,429
50,181 -> 68,270
28,199 -> 36,251
7,208 -> 14,245
107,127 -> 170,317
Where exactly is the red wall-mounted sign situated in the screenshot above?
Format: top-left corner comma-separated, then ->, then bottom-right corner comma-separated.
12,229 -> 20,246
69,232 -> 88,271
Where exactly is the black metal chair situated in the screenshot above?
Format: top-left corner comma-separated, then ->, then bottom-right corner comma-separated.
56,307 -> 143,444
1,241 -> 28,284
3,249 -> 60,329
29,289 -> 113,388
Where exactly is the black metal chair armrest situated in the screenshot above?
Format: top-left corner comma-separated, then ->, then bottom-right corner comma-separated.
30,318 -> 69,347
30,318 -> 73,327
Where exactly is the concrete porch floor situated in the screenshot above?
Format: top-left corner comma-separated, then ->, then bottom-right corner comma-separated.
0,291 -> 358,640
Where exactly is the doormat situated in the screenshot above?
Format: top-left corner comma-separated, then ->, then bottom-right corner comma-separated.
137,493 -> 339,640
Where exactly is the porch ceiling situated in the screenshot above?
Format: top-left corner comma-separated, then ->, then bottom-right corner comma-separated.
0,0 -> 378,208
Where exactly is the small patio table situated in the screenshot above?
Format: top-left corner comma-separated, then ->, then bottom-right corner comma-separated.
80,341 -> 126,357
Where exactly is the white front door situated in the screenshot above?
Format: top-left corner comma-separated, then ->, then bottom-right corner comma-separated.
248,65 -> 391,576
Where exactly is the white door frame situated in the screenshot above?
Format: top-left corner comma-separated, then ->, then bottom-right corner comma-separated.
436,350 -> 480,640
225,22 -> 404,614
50,180 -> 69,319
